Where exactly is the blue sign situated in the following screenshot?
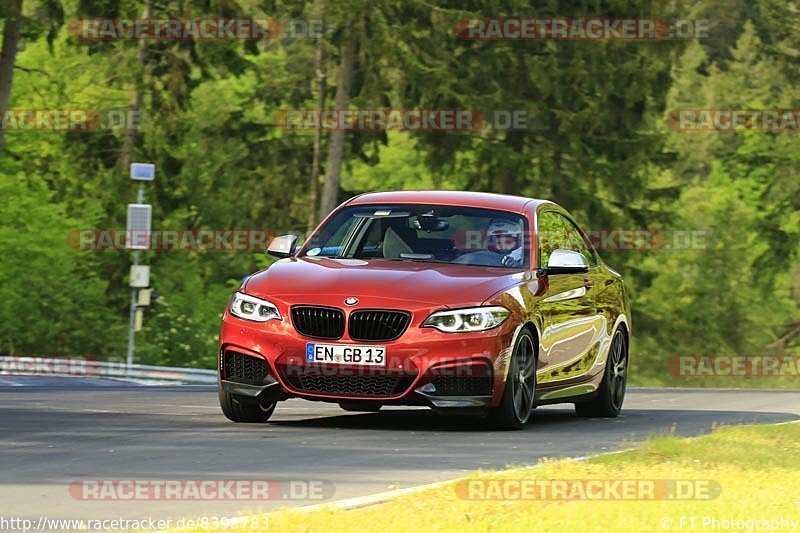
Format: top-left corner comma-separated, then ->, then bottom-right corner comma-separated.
130,163 -> 155,181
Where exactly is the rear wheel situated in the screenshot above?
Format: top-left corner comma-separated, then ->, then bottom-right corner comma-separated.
219,389 -> 276,423
487,329 -> 536,430
339,402 -> 382,412
575,329 -> 628,418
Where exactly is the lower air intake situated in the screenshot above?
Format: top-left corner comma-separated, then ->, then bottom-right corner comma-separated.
223,351 -> 270,385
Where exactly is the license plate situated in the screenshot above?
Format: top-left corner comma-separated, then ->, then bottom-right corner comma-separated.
305,343 -> 386,366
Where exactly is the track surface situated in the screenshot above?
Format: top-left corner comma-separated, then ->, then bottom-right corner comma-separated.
1,378 -> 799,523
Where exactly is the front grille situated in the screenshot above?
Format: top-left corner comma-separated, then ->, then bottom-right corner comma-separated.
348,310 -> 411,341
281,368 -> 417,398
223,351 -> 270,385
429,376 -> 492,396
291,306 -> 345,339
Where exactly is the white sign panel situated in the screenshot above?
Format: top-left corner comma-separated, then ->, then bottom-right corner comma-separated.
137,289 -> 152,306
126,204 -> 152,249
130,265 -> 150,288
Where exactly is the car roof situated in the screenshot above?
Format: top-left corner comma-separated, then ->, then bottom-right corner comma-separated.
347,190 -> 552,214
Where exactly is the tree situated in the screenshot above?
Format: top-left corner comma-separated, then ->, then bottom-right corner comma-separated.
318,16 -> 357,219
634,20 -> 800,381
0,0 -> 24,156
307,25 -> 327,229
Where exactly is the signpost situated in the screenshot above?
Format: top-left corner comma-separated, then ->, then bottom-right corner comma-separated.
126,163 -> 155,372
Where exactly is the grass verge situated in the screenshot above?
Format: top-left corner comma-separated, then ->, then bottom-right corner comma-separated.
178,421 -> 800,532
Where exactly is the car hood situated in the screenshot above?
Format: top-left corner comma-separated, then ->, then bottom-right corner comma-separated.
242,257 -> 523,308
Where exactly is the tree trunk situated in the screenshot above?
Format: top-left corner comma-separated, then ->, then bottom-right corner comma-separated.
318,21 -> 357,220
120,0 -> 149,170
0,0 -> 24,157
307,33 -> 327,230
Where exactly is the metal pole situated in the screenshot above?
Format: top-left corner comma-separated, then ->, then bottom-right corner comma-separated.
126,184 -> 145,374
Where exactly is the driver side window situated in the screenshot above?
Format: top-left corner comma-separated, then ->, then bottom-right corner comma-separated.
537,211 -> 597,268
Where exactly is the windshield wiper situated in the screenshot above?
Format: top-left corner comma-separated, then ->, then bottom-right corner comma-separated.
376,256 -> 447,264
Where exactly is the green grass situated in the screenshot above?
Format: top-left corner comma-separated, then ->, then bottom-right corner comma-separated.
173,421 -> 800,532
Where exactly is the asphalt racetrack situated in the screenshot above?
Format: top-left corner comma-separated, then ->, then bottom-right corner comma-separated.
2,377 -> 799,523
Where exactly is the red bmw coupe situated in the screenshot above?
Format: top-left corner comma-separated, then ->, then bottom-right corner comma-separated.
218,191 -> 630,429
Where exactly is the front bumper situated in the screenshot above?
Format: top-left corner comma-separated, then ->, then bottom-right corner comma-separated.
218,306 -> 516,408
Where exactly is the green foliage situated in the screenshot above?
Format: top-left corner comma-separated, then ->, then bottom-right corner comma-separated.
344,131 -> 466,191
633,21 -> 800,381
1,0 -> 797,379
0,170 -> 125,356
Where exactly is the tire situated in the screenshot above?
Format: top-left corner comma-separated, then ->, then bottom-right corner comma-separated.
219,389 -> 276,423
487,329 -> 536,430
339,402 -> 382,412
575,329 -> 628,418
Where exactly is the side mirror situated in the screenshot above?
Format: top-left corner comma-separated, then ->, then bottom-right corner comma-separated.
542,249 -> 589,275
267,235 -> 298,258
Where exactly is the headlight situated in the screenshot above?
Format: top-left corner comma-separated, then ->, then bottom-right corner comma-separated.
229,292 -> 281,322
422,306 -> 510,333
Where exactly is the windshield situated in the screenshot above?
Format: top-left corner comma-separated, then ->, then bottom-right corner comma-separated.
302,204 -> 529,269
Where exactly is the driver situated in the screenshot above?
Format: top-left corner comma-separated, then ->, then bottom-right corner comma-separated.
486,219 -> 525,267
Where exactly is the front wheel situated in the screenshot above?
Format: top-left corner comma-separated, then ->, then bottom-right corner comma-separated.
487,329 -> 536,430
219,389 -> 276,423
575,329 -> 628,418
